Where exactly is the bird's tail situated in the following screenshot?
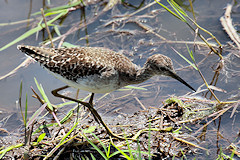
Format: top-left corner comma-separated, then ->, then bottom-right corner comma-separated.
17,45 -> 55,63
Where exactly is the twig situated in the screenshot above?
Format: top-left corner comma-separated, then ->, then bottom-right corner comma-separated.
230,102 -> 239,118
41,8 -> 54,48
134,97 -> 146,110
173,136 -> 208,151
220,4 -> 240,50
0,58 -> 32,81
193,105 -> 232,135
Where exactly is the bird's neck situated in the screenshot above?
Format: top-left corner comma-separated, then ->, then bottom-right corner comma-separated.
136,64 -> 156,83
121,64 -> 155,85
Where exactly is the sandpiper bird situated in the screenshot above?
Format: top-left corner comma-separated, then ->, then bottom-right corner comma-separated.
17,45 -> 195,139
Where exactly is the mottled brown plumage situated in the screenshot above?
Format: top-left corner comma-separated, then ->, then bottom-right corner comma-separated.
17,45 -> 195,93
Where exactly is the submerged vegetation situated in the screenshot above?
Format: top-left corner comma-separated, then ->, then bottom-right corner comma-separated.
0,0 -> 239,159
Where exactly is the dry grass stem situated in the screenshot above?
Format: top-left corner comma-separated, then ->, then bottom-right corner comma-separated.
220,4 -> 240,50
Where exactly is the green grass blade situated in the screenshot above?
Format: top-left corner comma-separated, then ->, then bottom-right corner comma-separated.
124,85 -> 147,90
91,133 -> 107,154
110,141 -> 131,160
26,103 -> 47,128
124,133 -> 134,159
0,143 -> 24,158
18,81 -> 25,124
171,47 -> 197,70
44,9 -> 68,16
109,149 -> 149,158
32,132 -> 47,146
0,19 -> 34,26
154,0 -> 183,21
0,10 -> 67,51
172,126 -> 182,134
167,0 -> 187,22
56,99 -> 80,108
183,124 -> 192,132
34,78 -> 54,111
189,50 -> 195,63
62,42 -> 80,48
24,93 -> 28,127
90,153 -> 97,160
37,133 -> 46,143
107,143 -> 111,158
32,1 -> 83,15
230,148 -> 235,158
54,25 -> 61,36
59,109 -> 74,124
186,44 -> 197,66
81,133 -> 108,160
148,123 -> 151,160
0,25 -> 41,51
170,0 -> 187,17
60,121 -> 78,144
83,126 -> 96,134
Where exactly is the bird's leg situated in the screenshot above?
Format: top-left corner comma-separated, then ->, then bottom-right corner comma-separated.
89,93 -> 95,106
51,86 -> 99,123
51,86 -> 126,140
86,93 -> 99,123
51,85 -> 92,110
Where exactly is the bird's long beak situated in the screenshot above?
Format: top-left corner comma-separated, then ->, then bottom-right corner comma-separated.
167,70 -> 196,92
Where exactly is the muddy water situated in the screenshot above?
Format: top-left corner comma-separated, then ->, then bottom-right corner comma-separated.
0,0 -> 239,159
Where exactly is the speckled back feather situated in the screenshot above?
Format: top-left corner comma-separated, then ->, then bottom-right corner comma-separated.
17,45 -> 139,82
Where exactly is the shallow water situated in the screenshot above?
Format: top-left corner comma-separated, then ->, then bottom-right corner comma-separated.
0,0 -> 239,159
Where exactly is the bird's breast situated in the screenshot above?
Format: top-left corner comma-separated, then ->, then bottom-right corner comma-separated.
50,71 -> 124,93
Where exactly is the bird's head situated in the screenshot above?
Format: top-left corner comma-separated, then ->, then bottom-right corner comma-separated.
145,54 -> 196,92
